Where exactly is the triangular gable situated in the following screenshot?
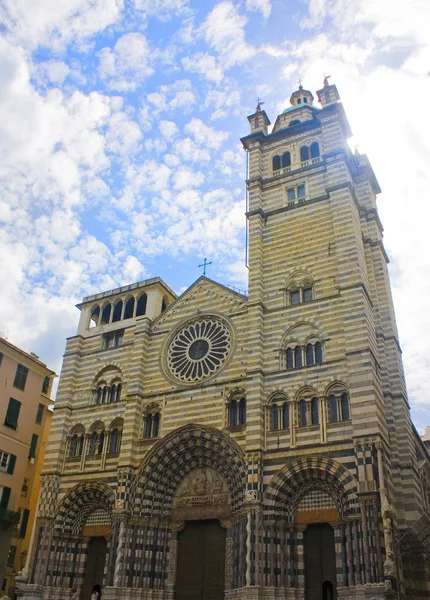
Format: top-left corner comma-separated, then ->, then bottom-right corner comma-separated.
150,276 -> 247,333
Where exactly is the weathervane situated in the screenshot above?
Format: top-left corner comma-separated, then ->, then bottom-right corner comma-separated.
198,258 -> 212,276
256,97 -> 265,112
323,73 -> 331,86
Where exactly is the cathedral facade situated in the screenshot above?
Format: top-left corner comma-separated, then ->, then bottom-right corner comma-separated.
17,80 -> 430,600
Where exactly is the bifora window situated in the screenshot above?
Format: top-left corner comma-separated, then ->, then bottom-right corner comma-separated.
287,184 -> 305,202
229,396 -> 246,427
287,284 -> 313,305
270,399 -> 290,431
297,396 -> 320,427
328,390 -> 350,422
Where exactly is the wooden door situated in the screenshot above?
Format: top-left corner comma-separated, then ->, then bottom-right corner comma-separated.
304,524 -> 337,600
176,520 -> 226,600
82,537 -> 107,600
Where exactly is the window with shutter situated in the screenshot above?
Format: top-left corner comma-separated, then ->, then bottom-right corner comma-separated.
19,508 -> 30,538
4,397 -> 21,429
0,485 -> 11,509
29,434 -> 38,459
13,364 -> 29,391
35,403 -> 44,425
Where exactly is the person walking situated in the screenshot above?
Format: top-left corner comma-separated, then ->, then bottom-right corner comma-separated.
71,588 -> 79,599
90,584 -> 101,600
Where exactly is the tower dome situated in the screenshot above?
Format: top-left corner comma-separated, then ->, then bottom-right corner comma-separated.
289,83 -> 314,107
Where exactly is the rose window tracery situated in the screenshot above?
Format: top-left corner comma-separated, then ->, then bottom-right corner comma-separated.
167,318 -> 232,383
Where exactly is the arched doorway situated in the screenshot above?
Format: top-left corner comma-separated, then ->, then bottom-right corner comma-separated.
176,520 -> 226,600
304,523 -> 337,600
82,537 -> 108,600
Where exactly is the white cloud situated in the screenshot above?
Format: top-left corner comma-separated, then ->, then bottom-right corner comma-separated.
98,32 -> 154,91
182,53 -> 224,83
122,255 -> 148,282
245,0 -> 272,19
172,166 -> 205,190
200,1 -> 256,68
159,120 -> 179,141
105,111 -> 142,156
133,0 -> 191,20
147,79 -> 196,114
184,118 -> 229,150
0,0 -> 124,49
39,60 -> 70,84
175,138 -> 211,163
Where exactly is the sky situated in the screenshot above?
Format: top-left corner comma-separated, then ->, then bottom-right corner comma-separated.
0,0 -> 429,431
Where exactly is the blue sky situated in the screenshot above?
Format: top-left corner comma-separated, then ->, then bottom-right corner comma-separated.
1,0 -> 430,431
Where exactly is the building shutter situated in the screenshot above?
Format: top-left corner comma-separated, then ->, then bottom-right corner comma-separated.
0,486 -> 11,508
29,434 -> 38,459
5,398 -> 21,428
7,454 -> 16,474
19,508 -> 30,538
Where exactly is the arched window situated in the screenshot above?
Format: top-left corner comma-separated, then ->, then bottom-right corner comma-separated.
90,306 -> 100,328
98,431 -> 105,454
112,301 -> 123,322
124,297 -> 135,319
315,342 -> 323,364
300,145 -> 309,162
70,435 -> 78,457
229,400 -> 238,426
303,97 -> 308,104
311,397 -> 319,425
310,141 -> 320,158
101,303 -> 111,325
306,343 -> 314,366
161,297 -> 168,312
328,394 -> 338,423
297,98 -> 301,104
272,155 -> 281,171
110,384 -> 116,404
143,410 -> 160,439
114,383 -> 122,402
239,398 -> 246,425
341,392 -> 350,420
102,386 -> 109,404
97,387 -> 103,404
286,348 -> 294,369
289,119 -> 301,127
299,399 -> 307,427
282,152 -> 291,168
282,403 -> 290,429
136,293 -> 147,317
294,346 -> 302,368
145,414 -> 153,438
153,413 -> 160,437
110,429 -> 119,453
271,404 -> 279,431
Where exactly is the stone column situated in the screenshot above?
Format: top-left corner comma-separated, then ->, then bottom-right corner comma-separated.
296,526 -> 305,590
80,434 -> 90,471
113,516 -> 127,588
360,498 -> 372,583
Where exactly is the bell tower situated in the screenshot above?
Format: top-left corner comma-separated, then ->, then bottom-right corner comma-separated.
241,80 -> 430,597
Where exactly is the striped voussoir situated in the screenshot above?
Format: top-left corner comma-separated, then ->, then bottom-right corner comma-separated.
54,480 -> 115,534
264,454 -> 359,519
131,423 -> 247,518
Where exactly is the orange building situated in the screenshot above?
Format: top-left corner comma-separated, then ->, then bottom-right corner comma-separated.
0,337 -> 55,597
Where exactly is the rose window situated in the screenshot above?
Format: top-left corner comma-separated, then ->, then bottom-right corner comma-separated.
167,318 -> 232,382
